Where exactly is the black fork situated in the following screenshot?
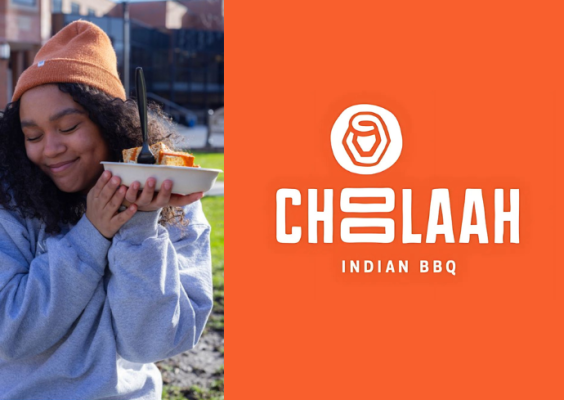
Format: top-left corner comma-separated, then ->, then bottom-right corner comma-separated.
135,67 -> 156,164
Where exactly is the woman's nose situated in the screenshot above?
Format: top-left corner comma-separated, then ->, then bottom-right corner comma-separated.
42,132 -> 66,158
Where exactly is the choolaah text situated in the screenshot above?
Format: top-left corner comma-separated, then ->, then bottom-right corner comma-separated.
276,188 -> 519,244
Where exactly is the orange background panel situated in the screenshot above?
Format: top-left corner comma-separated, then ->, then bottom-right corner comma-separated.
227,0 -> 563,398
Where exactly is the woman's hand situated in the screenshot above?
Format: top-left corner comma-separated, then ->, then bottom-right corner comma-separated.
123,178 -> 204,212
86,171 -> 138,239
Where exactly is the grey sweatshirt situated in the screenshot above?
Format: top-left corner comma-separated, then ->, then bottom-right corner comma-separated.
0,201 -> 213,399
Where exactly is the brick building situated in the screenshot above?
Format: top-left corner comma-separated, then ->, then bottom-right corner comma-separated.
52,0 -> 114,17
1,0 -> 223,116
107,0 -> 224,31
177,0 -> 223,31
0,0 -> 47,107
0,0 -> 115,108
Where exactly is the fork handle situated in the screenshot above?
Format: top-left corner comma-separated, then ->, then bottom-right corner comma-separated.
135,67 -> 148,144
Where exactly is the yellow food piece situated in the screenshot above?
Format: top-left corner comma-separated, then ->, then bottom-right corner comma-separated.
122,142 -> 198,167
162,155 -> 186,166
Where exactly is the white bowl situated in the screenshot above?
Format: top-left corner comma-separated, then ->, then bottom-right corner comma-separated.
101,162 -> 222,195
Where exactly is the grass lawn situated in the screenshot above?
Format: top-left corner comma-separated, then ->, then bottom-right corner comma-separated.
192,152 -> 224,182
202,196 -> 224,332
163,152 -> 224,400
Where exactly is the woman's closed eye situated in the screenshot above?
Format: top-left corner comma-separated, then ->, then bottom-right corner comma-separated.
60,123 -> 80,133
24,122 -> 81,141
26,134 -> 43,142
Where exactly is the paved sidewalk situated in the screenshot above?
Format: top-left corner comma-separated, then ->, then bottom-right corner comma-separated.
205,181 -> 224,197
173,124 -> 224,150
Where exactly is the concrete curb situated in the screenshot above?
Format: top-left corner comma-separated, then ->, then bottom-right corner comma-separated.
205,181 -> 224,197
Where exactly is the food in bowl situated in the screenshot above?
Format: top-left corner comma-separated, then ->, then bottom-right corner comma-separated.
122,142 -> 200,167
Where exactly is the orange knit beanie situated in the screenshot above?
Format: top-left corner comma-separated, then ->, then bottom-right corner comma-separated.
12,20 -> 126,102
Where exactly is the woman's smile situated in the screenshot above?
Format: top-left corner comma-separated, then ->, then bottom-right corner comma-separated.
47,158 -> 79,173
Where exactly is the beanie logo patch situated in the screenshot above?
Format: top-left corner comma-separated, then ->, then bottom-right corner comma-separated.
38,61 -> 45,67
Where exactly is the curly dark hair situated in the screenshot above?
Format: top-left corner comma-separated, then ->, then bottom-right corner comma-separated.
0,83 -> 186,234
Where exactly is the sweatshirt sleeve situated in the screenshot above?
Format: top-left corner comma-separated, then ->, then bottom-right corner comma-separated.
0,210 -> 110,360
107,200 -> 213,364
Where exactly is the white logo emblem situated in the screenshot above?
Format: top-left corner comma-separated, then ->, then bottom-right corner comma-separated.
331,104 -> 402,175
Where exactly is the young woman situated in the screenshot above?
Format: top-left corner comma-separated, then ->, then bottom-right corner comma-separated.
0,21 -> 213,399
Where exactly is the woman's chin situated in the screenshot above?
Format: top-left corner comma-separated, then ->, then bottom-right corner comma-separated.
53,179 -> 84,194
53,176 -> 99,195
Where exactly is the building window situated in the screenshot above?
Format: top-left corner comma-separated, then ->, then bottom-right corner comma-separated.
87,8 -> 96,16
70,2 -> 80,14
12,0 -> 36,6
52,0 -> 62,12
